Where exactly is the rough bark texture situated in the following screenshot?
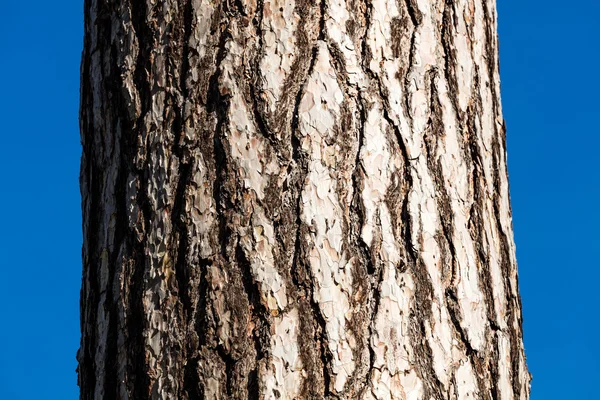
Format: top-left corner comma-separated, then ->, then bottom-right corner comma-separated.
79,0 -> 531,398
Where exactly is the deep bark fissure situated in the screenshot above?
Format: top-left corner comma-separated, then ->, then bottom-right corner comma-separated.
183,356 -> 202,400
440,0 -> 461,122
288,20 -> 329,396
104,83 -> 127,400
446,288 -> 476,358
235,240 -> 269,361
354,97 -> 375,275
404,0 -> 423,26
126,12 -> 156,395
207,25 -> 232,260
413,316 -> 447,400
249,0 -> 284,159
171,161 -> 193,310
216,343 -> 237,397
489,331 -> 501,400
318,0 -> 327,41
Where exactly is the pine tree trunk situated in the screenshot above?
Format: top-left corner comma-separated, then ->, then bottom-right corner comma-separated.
79,0 -> 530,398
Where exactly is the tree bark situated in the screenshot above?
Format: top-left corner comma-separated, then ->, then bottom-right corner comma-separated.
78,0 -> 530,398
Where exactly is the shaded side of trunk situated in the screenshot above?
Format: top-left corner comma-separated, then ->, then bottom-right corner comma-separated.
79,0 -> 530,398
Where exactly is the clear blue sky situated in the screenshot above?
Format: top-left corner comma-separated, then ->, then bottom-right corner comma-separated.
0,0 -> 597,398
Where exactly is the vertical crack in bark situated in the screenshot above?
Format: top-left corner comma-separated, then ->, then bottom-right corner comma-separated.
354,3 -> 383,390
235,241 -> 267,395
425,76 -> 458,279
175,8 -> 207,397
401,0 -> 421,134
360,0 -> 372,74
171,162 -> 192,309
446,288 -> 476,358
128,240 -> 150,400
126,1 -> 156,392
467,114 -> 501,400
106,34 -> 140,400
110,0 -> 153,397
352,92 -> 377,386
249,0 -> 283,158
183,355 -> 202,400
465,101 -> 500,328
364,231 -> 386,395
194,258 -> 210,348
170,3 -> 196,376
289,33 -> 330,396
411,312 -> 446,400
204,12 -> 240,396
318,0 -> 327,41
215,344 -> 237,397
247,368 -> 260,400
489,330 -> 501,400
480,0 -> 501,127
440,0 -> 461,121
359,5 -> 417,266
356,0 -> 382,278
206,25 -> 232,260
404,0 -> 423,26
290,194 -> 332,398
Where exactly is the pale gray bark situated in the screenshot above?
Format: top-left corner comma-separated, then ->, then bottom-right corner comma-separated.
79,0 -> 530,398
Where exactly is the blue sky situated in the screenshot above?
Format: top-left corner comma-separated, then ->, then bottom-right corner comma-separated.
0,0 -> 597,398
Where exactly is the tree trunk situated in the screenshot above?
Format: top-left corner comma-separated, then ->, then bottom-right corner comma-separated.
78,0 -> 530,398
